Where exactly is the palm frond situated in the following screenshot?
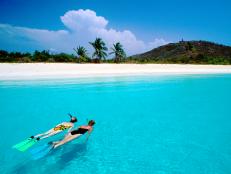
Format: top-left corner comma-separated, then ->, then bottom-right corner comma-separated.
89,38 -> 108,61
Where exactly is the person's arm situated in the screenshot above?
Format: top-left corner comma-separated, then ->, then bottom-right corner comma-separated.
85,128 -> 93,142
54,123 -> 62,128
67,124 -> 74,133
34,123 -> 62,138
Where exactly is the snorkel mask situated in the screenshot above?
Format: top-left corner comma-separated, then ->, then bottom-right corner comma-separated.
68,113 -> 77,123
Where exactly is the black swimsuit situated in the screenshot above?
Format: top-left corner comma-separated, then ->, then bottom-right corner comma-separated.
71,128 -> 88,135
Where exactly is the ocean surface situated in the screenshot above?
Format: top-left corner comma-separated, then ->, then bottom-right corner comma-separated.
0,74 -> 231,174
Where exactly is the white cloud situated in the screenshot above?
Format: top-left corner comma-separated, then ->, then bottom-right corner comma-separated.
0,9 -> 169,55
61,9 -> 108,31
147,38 -> 169,50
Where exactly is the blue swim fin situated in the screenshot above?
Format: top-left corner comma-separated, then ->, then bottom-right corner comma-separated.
30,143 -> 54,160
30,143 -> 50,155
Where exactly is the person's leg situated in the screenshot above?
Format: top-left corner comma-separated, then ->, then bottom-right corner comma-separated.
39,130 -> 62,140
53,134 -> 82,149
34,128 -> 54,138
34,128 -> 62,139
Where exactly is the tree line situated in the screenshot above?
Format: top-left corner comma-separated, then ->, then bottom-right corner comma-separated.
1,39 -> 230,64
0,38 -> 126,63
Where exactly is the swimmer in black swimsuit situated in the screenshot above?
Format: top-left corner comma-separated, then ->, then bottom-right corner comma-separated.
70,127 -> 89,135
53,120 -> 95,149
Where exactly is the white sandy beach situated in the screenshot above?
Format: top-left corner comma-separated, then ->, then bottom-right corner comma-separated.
0,63 -> 231,80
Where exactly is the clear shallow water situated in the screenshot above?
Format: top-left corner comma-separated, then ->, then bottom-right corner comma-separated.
0,74 -> 231,174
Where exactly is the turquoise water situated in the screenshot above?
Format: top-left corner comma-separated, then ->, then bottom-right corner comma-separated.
0,74 -> 231,174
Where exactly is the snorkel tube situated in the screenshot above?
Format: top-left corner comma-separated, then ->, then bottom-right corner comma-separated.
68,113 -> 73,118
68,113 -> 77,123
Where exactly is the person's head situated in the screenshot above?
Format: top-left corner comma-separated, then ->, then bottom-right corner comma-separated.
69,115 -> 77,123
70,116 -> 77,123
68,113 -> 78,123
88,120 -> 95,126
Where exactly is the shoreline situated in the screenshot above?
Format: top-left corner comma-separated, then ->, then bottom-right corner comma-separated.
0,63 -> 231,80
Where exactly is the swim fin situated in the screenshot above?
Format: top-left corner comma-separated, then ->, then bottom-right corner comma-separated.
30,143 -> 50,155
17,138 -> 38,152
12,138 -> 33,149
13,138 -> 39,152
30,143 -> 54,160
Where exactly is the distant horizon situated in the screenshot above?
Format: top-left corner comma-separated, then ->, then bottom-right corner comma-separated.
0,0 -> 230,55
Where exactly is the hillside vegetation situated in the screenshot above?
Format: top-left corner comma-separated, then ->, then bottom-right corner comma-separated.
128,41 -> 231,64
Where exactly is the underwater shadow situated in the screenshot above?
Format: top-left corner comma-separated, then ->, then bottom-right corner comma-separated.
44,143 -> 88,173
10,158 -> 39,174
58,142 -> 87,164
11,143 -> 87,174
11,162 -> 29,174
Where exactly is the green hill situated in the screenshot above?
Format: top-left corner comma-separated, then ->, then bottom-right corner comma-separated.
128,40 -> 231,64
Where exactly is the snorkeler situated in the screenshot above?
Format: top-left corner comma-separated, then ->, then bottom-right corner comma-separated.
33,114 -> 77,140
52,120 -> 95,149
12,114 -> 78,152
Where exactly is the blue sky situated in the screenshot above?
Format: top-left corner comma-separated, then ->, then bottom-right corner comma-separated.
0,0 -> 230,55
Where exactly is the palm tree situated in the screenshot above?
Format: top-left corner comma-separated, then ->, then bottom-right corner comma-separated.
73,46 -> 88,62
110,42 -> 126,63
89,38 -> 108,63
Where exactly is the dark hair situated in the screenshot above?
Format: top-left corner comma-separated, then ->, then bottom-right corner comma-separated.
70,117 -> 77,123
88,120 -> 95,126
